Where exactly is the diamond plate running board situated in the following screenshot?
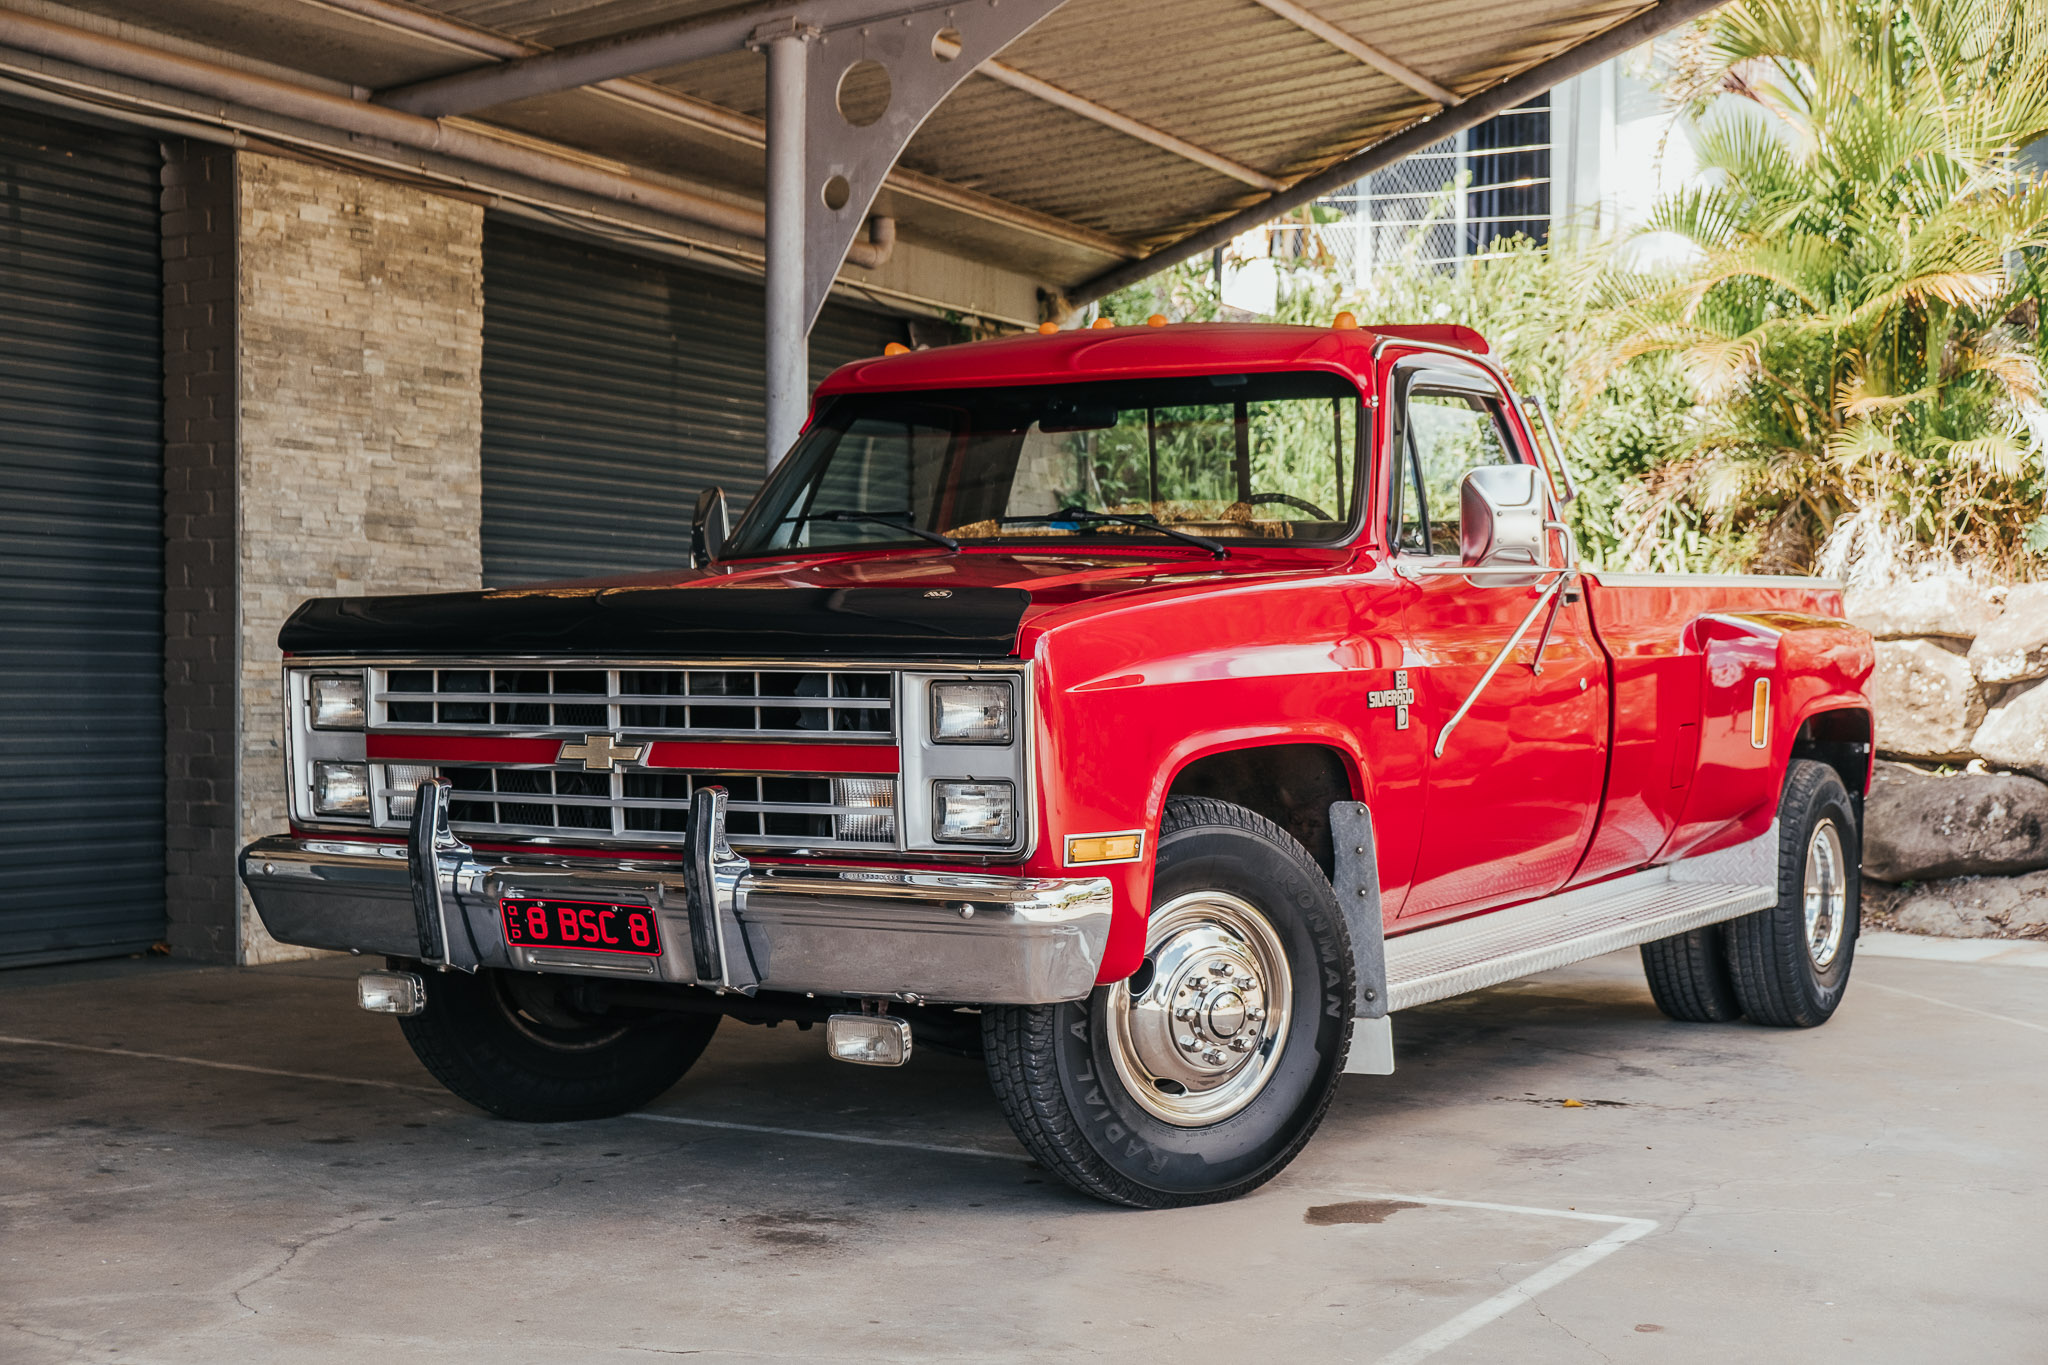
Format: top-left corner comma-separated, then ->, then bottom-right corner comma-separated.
1384,823 -> 1780,1013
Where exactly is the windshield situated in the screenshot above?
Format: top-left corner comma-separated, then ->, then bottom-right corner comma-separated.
726,371 -> 1363,557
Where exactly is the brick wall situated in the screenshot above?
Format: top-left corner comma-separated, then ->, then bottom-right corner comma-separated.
160,143 -> 240,963
233,153 -> 485,962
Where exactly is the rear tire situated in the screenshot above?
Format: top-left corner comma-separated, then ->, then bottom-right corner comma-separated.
1640,925 -> 1744,1022
1723,760 -> 1860,1028
983,797 -> 1353,1208
397,966 -> 719,1121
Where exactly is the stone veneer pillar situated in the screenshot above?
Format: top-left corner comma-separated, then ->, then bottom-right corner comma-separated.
164,147 -> 484,964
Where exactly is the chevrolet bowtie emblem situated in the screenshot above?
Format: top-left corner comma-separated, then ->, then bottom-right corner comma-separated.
557,733 -> 644,771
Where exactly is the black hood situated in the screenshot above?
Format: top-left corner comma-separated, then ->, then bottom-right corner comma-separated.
278,584 -> 1031,659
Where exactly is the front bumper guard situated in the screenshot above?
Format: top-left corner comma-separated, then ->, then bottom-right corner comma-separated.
239,781 -> 1113,1006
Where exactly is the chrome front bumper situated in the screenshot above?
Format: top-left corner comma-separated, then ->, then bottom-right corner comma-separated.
238,782 -> 1112,1005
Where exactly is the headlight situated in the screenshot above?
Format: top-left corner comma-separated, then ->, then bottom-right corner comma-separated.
308,673 -> 366,730
930,680 -> 1012,744
932,780 -> 1014,843
311,761 -> 371,817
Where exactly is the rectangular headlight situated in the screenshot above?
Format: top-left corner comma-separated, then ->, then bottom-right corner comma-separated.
312,761 -> 371,817
931,680 -> 1012,744
932,780 -> 1014,844
309,673 -> 366,730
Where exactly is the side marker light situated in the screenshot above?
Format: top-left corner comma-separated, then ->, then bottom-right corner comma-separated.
1067,832 -> 1143,864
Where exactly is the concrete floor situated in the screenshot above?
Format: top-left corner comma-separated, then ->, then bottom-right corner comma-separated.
3,943 -> 2044,1364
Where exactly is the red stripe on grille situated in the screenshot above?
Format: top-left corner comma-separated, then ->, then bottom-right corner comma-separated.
643,741 -> 899,774
365,734 -> 898,774
366,736 -> 564,765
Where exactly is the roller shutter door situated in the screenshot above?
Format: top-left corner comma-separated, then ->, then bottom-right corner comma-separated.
0,105 -> 165,966
481,222 -> 907,585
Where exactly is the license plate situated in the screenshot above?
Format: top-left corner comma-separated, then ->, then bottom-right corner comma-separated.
501,898 -> 663,956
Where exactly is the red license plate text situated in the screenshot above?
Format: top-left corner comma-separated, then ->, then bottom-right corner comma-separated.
501,898 -> 662,956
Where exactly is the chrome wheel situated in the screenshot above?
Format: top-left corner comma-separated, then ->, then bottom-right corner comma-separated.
1803,819 -> 1848,969
1105,891 -> 1294,1126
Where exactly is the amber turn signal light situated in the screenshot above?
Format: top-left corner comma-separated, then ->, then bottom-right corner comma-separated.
1066,832 -> 1142,864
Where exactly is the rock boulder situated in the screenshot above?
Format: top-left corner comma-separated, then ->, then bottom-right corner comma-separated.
1862,760 -> 2048,882
1969,582 -> 2048,684
1845,577 -> 2001,640
1881,869 -> 2048,938
1870,639 -> 1983,760
1972,679 -> 2048,782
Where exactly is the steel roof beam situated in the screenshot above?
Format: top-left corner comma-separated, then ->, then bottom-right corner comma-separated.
1067,0 -> 1730,306
1247,0 -> 1460,107
379,0 -> 923,117
975,58 -> 1283,191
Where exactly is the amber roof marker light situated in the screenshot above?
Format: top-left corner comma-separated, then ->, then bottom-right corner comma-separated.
1333,311 -> 1359,330
1091,317 -> 1116,329
1037,321 -> 1059,334
883,342 -> 910,355
1146,313 -> 1168,327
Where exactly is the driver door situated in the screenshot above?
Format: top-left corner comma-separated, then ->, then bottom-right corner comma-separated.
1386,357 -> 1610,922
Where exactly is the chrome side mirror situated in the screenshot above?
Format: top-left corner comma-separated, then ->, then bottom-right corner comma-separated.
691,485 -> 730,568
1459,464 -> 1547,571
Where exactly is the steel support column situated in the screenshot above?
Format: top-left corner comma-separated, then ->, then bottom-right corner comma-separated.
750,0 -> 1069,470
760,22 -> 816,469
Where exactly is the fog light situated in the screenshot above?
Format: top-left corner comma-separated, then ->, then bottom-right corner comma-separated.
932,780 -> 1014,843
930,680 -> 1013,744
309,672 -> 366,729
312,761 -> 370,817
357,970 -> 424,1016
825,1013 -> 912,1067
383,765 -> 438,820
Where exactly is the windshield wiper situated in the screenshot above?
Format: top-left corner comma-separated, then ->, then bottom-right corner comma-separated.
799,509 -> 959,551
1000,506 -> 1228,559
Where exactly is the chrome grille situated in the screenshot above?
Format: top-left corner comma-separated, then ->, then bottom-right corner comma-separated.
376,666 -> 894,738
375,763 -> 897,849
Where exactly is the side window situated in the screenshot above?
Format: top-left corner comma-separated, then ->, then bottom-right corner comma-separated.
1405,389 -> 1516,556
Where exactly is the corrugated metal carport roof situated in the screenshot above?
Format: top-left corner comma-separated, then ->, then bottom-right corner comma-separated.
2,0 -> 1718,315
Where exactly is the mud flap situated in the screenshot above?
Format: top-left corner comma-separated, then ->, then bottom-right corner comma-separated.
1331,801 -> 1394,1075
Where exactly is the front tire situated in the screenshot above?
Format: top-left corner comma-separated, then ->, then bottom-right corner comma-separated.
1723,760 -> 1860,1027
983,798 -> 1353,1208
397,966 -> 719,1121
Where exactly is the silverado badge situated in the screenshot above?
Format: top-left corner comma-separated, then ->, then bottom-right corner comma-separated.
1368,669 -> 1414,731
557,733 -> 645,771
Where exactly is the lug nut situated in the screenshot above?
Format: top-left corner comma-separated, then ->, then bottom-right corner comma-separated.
1203,1048 -> 1226,1064
1230,1036 -> 1254,1052
1235,976 -> 1253,990
1174,1006 -> 1195,1021
1208,960 -> 1231,976
1177,1034 -> 1196,1049
1247,1006 -> 1265,1022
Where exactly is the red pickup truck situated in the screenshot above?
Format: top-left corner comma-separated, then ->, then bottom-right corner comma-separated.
241,319 -> 1875,1208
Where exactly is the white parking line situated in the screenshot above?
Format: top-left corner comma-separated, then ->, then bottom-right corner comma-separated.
625,1110 -> 1032,1162
1860,981 -> 2048,1035
0,1033 -> 444,1093
0,1032 -> 1032,1162
1342,1193 -> 1657,1365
